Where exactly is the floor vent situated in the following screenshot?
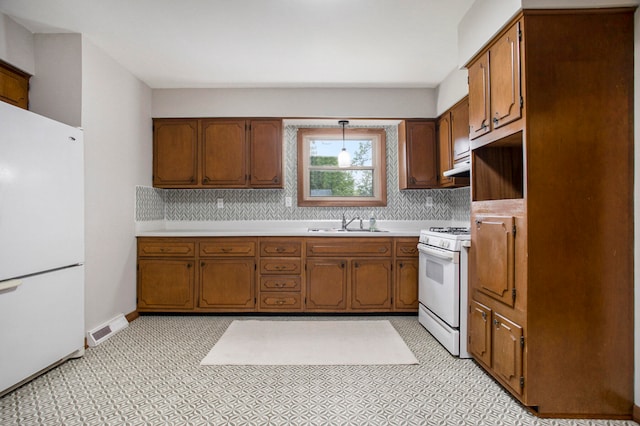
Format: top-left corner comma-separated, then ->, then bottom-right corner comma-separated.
87,314 -> 128,347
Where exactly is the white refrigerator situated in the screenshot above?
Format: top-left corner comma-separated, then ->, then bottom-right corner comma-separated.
0,102 -> 85,396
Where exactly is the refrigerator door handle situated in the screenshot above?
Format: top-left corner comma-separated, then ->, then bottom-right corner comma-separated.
0,279 -> 23,292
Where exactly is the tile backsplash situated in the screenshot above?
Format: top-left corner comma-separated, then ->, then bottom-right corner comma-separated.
136,124 -> 471,223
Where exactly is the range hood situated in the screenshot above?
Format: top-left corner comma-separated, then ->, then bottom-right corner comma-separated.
443,160 -> 470,177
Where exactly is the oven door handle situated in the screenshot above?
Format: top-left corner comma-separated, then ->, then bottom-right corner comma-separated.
417,244 -> 456,261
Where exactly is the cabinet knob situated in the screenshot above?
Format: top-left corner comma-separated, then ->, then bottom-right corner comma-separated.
481,311 -> 486,320
493,117 -> 499,125
399,262 -> 404,268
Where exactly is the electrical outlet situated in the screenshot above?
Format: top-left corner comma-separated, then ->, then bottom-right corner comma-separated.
426,196 -> 433,207
285,197 -> 292,207
217,198 -> 224,209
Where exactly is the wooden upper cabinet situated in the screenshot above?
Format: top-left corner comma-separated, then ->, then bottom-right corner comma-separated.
437,113 -> 454,187
201,119 -> 248,187
490,22 -> 522,130
152,118 -> 283,189
249,119 -> 283,188
0,61 -> 30,110
468,52 -> 491,140
153,119 -> 199,187
469,20 -> 522,142
437,97 -> 470,188
398,120 -> 438,189
451,97 -> 470,162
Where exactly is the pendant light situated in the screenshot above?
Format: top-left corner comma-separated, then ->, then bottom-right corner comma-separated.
337,120 -> 351,168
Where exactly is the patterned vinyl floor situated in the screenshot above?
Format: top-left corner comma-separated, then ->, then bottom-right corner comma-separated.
0,315 -> 636,426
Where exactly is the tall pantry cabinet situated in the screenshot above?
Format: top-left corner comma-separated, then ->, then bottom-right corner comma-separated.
466,9 -> 634,418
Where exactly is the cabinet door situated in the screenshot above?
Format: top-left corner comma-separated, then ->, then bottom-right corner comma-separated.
153,119 -> 199,187
249,119 -> 283,188
305,259 -> 347,311
201,119 -> 248,187
451,97 -> 470,162
468,52 -> 491,140
468,300 -> 492,366
493,313 -> 523,395
490,21 -> 522,130
0,63 -> 29,109
351,259 -> 392,311
199,259 -> 255,310
138,259 -> 194,310
399,120 -> 438,189
395,259 -> 418,310
473,216 -> 516,307
437,113 -> 454,187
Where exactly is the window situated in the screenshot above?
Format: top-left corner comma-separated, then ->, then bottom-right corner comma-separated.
297,127 -> 387,207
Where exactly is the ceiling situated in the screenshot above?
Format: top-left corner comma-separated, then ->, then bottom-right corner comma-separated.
0,0 -> 475,89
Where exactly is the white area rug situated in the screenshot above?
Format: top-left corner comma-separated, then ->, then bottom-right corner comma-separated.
200,320 -> 419,366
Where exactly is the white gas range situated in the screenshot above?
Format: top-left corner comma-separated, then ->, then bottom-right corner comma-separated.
417,226 -> 471,358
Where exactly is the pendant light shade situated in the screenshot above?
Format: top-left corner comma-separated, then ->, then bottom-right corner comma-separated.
338,120 -> 351,168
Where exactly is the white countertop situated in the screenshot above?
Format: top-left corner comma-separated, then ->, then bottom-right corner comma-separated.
135,220 -> 469,238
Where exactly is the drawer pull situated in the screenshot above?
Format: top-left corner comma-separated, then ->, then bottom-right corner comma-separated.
0,279 -> 23,292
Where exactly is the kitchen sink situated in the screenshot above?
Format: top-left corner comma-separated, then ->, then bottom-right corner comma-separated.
307,227 -> 388,233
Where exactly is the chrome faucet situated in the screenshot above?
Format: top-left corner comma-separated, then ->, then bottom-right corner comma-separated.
341,213 -> 360,231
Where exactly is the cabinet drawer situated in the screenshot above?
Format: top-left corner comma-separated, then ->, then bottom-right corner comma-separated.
260,240 -> 302,257
395,239 -> 419,257
200,240 -> 256,257
138,239 -> 195,257
306,238 -> 392,257
259,292 -> 302,310
260,276 -> 301,292
260,258 -> 302,275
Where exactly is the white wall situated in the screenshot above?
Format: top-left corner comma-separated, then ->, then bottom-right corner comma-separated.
0,14 -> 34,74
31,33 -> 81,127
81,37 -> 152,331
152,87 -> 437,118
435,67 -> 468,116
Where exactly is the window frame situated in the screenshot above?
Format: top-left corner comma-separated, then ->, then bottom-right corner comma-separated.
296,127 -> 387,207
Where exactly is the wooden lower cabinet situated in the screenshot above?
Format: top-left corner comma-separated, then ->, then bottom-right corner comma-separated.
137,259 -> 194,310
258,238 -> 303,312
492,312 -> 523,395
394,238 -> 419,311
468,300 -> 492,366
468,299 -> 524,396
305,258 -> 348,311
199,258 -> 255,310
351,260 -> 392,311
137,236 -> 419,314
